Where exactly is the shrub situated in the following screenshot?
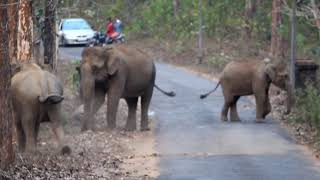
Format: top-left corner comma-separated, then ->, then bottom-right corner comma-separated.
290,84 -> 320,137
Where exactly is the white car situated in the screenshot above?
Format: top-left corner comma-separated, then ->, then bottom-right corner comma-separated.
58,18 -> 95,46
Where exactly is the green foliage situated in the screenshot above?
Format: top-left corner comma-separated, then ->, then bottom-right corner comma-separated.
206,54 -> 230,70
57,0 -> 320,58
290,84 -> 320,136
69,59 -> 81,90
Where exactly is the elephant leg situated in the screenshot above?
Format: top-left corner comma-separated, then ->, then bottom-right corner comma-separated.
255,93 -> 266,123
230,96 -> 240,121
107,93 -> 121,129
263,95 -> 271,118
48,104 -> 71,154
34,120 -> 40,145
15,117 -> 26,152
21,112 -> 37,153
125,97 -> 138,131
141,86 -> 154,131
221,93 -> 233,122
89,89 -> 106,131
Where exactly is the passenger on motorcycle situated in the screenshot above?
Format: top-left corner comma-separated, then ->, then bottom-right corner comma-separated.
114,18 -> 122,33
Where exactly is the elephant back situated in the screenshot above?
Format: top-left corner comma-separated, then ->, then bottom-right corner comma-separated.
11,68 -> 63,104
38,71 -> 64,104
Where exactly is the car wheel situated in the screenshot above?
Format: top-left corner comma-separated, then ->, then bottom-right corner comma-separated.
60,36 -> 67,47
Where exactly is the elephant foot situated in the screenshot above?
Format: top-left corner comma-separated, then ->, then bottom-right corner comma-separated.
25,146 -> 37,154
125,125 -> 136,131
256,118 -> 264,123
81,126 -> 89,132
221,116 -> 228,122
140,127 -> 150,131
230,118 -> 241,122
60,145 -> 72,155
107,124 -> 116,130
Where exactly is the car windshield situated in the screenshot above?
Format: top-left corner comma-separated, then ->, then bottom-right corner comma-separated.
62,20 -> 91,30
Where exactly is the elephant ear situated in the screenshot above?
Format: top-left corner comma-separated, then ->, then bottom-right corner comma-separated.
265,63 -> 276,81
107,55 -> 121,75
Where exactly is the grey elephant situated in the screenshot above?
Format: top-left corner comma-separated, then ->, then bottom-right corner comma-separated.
200,58 -> 289,123
11,63 -> 70,154
77,45 -> 175,131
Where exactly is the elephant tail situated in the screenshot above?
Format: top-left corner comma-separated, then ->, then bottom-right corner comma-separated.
39,94 -> 64,104
200,82 -> 220,99
154,84 -> 176,97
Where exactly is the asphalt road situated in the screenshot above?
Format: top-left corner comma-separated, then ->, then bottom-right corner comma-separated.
59,47 -> 320,180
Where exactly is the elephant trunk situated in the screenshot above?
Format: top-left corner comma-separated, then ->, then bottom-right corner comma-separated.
80,69 -> 95,131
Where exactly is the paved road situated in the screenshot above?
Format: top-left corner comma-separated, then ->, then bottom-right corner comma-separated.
59,47 -> 320,180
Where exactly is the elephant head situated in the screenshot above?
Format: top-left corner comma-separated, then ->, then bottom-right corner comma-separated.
78,46 -> 121,97
265,59 -> 289,90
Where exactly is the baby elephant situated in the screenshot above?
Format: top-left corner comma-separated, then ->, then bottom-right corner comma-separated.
200,59 -> 289,123
11,63 -> 70,154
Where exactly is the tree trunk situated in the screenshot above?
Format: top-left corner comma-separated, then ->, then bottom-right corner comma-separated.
8,0 -> 19,64
126,0 -> 133,22
310,0 -> 320,38
43,0 -> 57,71
0,0 -> 14,169
244,0 -> 256,40
270,0 -> 283,58
197,0 -> 204,64
17,0 -> 33,62
173,0 -> 179,17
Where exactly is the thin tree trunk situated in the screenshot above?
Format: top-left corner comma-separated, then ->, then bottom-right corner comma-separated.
43,0 -> 57,71
173,0 -> 179,17
198,0 -> 204,64
270,0 -> 283,58
244,0 -> 256,40
17,0 -> 33,62
310,0 -> 320,38
288,0 -> 297,112
0,0 -> 14,169
126,0 -> 133,22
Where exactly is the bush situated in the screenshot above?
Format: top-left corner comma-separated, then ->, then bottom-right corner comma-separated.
69,60 -> 81,91
290,84 -> 320,137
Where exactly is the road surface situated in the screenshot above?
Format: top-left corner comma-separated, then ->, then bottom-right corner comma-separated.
59,47 -> 320,180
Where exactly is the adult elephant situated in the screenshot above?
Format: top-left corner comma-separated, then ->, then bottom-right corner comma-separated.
77,45 -> 175,131
200,58 -> 289,123
11,63 -> 70,154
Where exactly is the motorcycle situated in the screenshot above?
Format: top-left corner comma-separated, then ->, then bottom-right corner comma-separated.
105,32 -> 125,44
88,31 -> 125,47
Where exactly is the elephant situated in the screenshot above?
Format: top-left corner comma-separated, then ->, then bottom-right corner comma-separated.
200,58 -> 289,123
77,45 -> 175,131
10,63 -> 71,154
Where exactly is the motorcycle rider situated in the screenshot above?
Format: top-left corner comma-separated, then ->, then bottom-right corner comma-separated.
106,17 -> 119,43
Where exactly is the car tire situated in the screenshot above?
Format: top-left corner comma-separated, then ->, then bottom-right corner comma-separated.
60,36 -> 68,47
